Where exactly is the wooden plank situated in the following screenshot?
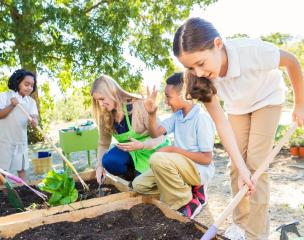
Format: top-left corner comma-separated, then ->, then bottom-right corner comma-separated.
104,173 -> 130,192
0,195 -> 226,239
0,192 -> 136,224
0,170 -> 131,222
0,170 -> 129,189
0,196 -> 144,237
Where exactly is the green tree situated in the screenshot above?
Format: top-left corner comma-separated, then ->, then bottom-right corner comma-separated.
0,0 -> 216,142
261,32 -> 292,46
227,33 -> 250,39
0,0 -> 216,90
0,75 -> 8,92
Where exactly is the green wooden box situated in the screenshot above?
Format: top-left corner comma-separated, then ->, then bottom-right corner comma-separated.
59,127 -> 99,167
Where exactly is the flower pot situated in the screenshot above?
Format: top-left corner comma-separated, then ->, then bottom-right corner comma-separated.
299,147 -> 304,158
290,146 -> 299,157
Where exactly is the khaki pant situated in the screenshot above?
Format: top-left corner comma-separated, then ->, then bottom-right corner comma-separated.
228,105 -> 282,240
132,152 -> 201,210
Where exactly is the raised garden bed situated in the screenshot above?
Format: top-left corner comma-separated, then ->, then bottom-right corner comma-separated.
0,170 -> 130,223
0,195 -> 227,240
0,179 -> 119,216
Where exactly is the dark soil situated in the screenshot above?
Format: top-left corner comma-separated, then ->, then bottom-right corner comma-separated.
7,204 -> 204,240
0,180 -> 119,217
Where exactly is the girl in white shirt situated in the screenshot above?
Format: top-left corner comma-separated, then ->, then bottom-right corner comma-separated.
0,69 -> 38,180
173,17 -> 304,240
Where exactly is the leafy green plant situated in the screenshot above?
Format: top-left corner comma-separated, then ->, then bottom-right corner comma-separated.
38,170 -> 78,206
289,138 -> 299,147
275,124 -> 289,142
298,138 -> 304,147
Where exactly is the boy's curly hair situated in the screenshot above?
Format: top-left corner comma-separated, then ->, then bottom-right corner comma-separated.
184,71 -> 217,103
8,69 -> 37,93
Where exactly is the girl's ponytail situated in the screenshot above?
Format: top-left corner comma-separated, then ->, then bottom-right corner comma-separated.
184,71 -> 217,103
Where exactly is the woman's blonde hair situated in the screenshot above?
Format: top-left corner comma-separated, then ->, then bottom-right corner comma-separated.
91,74 -> 141,134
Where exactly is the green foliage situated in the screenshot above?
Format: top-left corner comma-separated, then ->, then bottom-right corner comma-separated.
52,90 -> 91,122
227,33 -> 250,39
275,124 -> 289,142
0,75 -> 8,92
289,138 -> 299,147
261,33 -> 292,46
0,0 -> 216,142
297,138 -> 304,147
38,170 -> 78,206
39,81 -> 55,128
0,0 -> 215,92
27,125 -> 44,144
288,127 -> 304,147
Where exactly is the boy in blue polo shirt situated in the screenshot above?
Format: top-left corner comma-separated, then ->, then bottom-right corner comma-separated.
132,72 -> 215,219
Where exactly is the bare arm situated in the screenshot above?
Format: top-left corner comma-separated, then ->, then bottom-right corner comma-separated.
280,49 -> 304,126
95,122 -> 112,184
96,124 -> 112,168
0,105 -> 15,119
0,97 -> 18,119
147,111 -> 167,137
158,146 -> 212,164
30,114 -> 39,127
143,86 -> 167,137
204,96 -> 254,190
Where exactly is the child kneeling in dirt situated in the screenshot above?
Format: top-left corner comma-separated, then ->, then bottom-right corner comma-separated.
132,72 -> 215,219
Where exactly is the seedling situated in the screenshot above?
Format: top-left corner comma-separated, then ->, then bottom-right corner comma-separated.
38,170 -> 78,206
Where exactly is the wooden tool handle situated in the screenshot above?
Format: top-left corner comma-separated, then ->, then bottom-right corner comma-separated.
17,104 -> 89,191
0,173 -> 5,183
214,123 -> 297,227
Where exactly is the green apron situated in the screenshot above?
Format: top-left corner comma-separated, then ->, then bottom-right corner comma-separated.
112,104 -> 170,173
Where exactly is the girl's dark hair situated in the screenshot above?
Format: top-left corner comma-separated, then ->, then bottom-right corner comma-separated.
184,71 -> 217,103
8,69 -> 37,93
173,17 -> 220,56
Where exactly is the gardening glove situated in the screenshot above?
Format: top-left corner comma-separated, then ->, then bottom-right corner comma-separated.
96,165 -> 106,185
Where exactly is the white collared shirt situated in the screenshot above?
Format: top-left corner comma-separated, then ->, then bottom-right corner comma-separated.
214,38 -> 286,114
0,90 -> 38,144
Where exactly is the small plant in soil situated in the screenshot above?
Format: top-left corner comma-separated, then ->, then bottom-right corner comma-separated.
0,178 -> 119,216
289,138 -> 299,147
298,138 -> 304,158
38,170 -> 78,206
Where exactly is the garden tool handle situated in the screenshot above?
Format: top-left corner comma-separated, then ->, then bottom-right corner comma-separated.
17,103 -> 33,121
16,104 -> 89,191
0,169 -> 23,183
214,123 -> 297,227
201,123 -> 297,240
0,173 -> 5,182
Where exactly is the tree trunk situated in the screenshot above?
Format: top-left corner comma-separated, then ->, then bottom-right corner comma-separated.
11,2 -> 43,143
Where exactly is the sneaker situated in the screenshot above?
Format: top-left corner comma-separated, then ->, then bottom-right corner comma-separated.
192,185 -> 207,206
178,198 -> 202,219
224,224 -> 246,240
